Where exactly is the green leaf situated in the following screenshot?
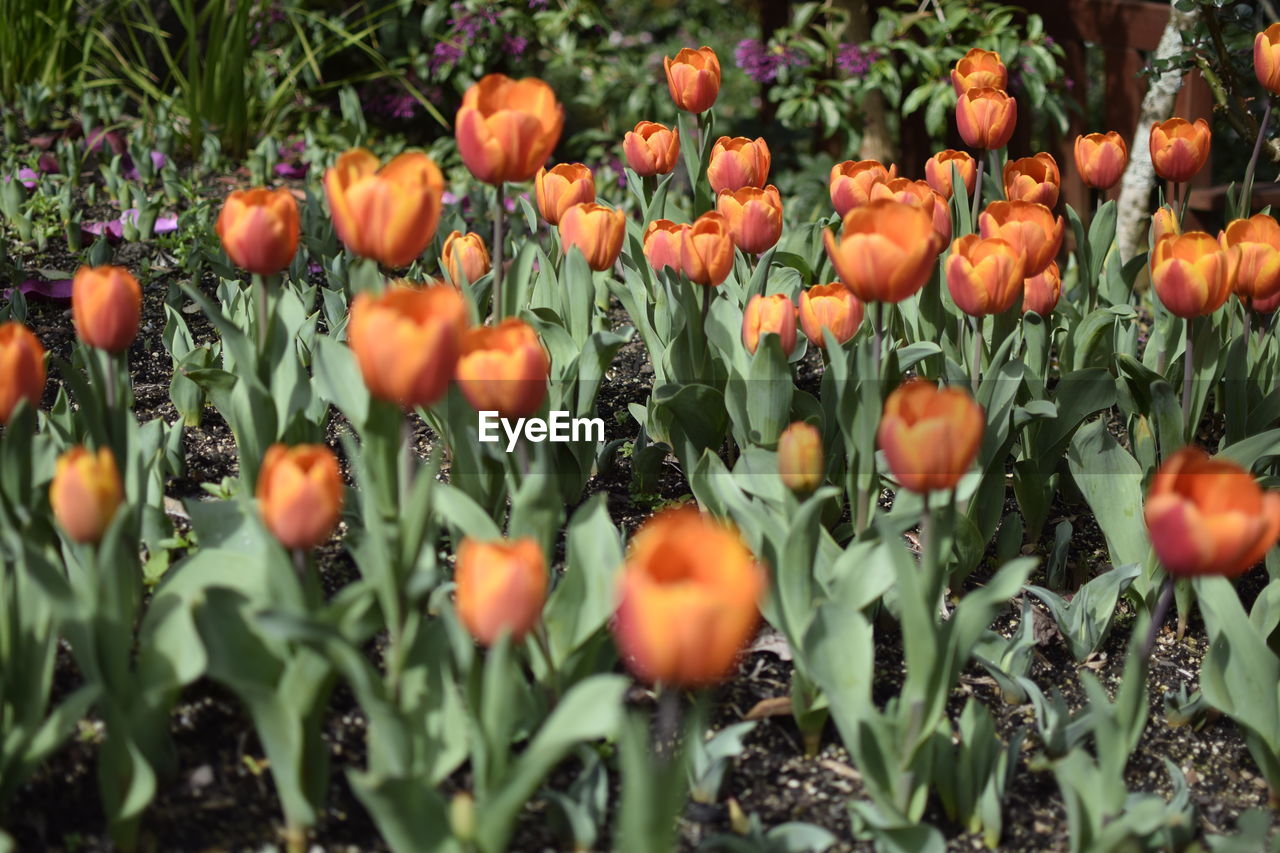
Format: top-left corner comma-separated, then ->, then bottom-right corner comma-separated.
1067,419 -> 1150,569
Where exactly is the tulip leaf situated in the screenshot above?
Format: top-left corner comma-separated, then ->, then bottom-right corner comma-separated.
345,772 -> 456,853
1067,419 -> 1149,570
543,495 -> 623,664
1025,563 -> 1140,660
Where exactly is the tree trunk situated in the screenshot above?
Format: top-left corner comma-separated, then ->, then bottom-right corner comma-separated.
833,0 -> 893,163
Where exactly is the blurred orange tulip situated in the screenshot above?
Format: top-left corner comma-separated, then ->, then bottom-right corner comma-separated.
951,48 -> 1008,95
643,219 -> 687,273
945,234 -> 1026,316
829,159 -> 896,216
455,538 -> 547,646
559,202 -> 626,271
623,121 -> 680,176
742,293 -> 797,356
869,178 -> 951,246
1145,446 -> 1280,578
456,318 -> 550,419
1151,231 -> 1238,318
777,422 -> 823,493
1074,132 -> 1128,190
924,150 -> 976,200
455,74 -> 563,184
1253,289 -> 1280,314
1220,215 -> 1280,309
535,163 -> 595,225
717,185 -> 783,254
824,200 -> 941,304
978,200 -> 1063,277
441,231 -> 491,287
1255,24 -> 1280,95
681,211 -> 735,286
0,322 -> 45,424
1152,205 -> 1181,244
612,506 -> 765,686
50,446 -> 122,544
1003,153 -> 1060,208
72,265 -> 141,353
348,284 -> 468,408
257,444 -> 343,551
664,46 -> 722,113
956,88 -> 1017,150
707,136 -> 771,194
1022,262 -> 1062,316
1149,118 -> 1211,184
324,148 -> 444,268
878,379 -> 984,494
799,283 -> 863,348
215,188 -> 299,275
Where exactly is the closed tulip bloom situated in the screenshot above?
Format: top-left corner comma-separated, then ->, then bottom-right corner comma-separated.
50,446 -> 122,544
455,74 -> 564,185
1074,132 -> 1128,190
535,163 -> 595,225
829,159 -> 896,216
613,507 -> 765,687
257,444 -> 343,550
324,148 -> 445,268
664,46 -> 722,113
777,422 -> 823,493
559,202 -> 626,271
869,178 -> 952,246
1152,205 -> 1181,244
0,322 -> 46,424
72,265 -> 141,353
215,187 -> 299,275
623,121 -> 680,176
1022,262 -> 1062,316
1003,153 -> 1060,208
717,185 -> 783,254
455,538 -> 547,646
1220,215 -> 1280,308
643,219 -> 687,272
824,200 -> 941,304
799,283 -> 863,348
681,211 -> 736,286
441,231 -> 491,287
924,150 -> 976,200
348,284 -> 468,408
1145,446 -> 1280,578
707,137 -> 771,194
945,234 -> 1026,316
1151,231 -> 1238,318
1256,24 -> 1280,95
742,293 -> 798,356
956,88 -> 1017,150
951,48 -> 1008,95
456,318 -> 550,419
1149,118 -> 1211,184
877,379 -> 984,494
978,200 -> 1064,276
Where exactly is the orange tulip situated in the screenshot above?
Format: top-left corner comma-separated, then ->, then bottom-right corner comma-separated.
1003,153 -> 1060,208
1074,132 -> 1128,191
681,211 -> 735,287
324,148 -> 444,268
455,537 -> 547,646
877,379 -> 984,494
1151,231 -> 1238,319
1220,215 -> 1280,309
1149,118 -> 1211,184
455,74 -> 564,185
0,322 -> 46,424
945,234 -> 1025,317
978,200 -> 1063,277
1152,205 -> 1181,245
869,178 -> 952,246
1252,289 -> 1280,315
455,318 -> 550,419
441,231 -> 491,287
1022,262 -> 1062,316
742,293 -> 798,356
623,121 -> 680,177
643,219 -> 687,273
1145,446 -> 1280,578
559,202 -> 626,271
535,163 -> 595,225
951,48 -> 1008,95
924,150 -> 976,200
72,265 -> 141,353
798,283 -> 863,348
348,283 -> 468,408
664,46 -> 722,113
1255,24 -> 1280,95
50,446 -> 122,544
829,159 -> 896,216
215,187 -> 300,275
777,422 -> 823,493
257,444 -> 343,550
707,137 -> 771,195
717,185 -> 783,254
612,507 -> 765,687
823,200 -> 941,304
956,88 -> 1017,151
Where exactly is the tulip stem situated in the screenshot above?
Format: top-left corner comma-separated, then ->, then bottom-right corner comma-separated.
1182,318 -> 1194,440
492,183 -> 505,322
655,686 -> 683,761
1242,100 -> 1272,218
920,492 -> 942,612
1140,576 -> 1174,662
871,302 -> 884,382
254,273 -> 269,353
970,157 -> 984,230
531,623 -> 560,702
102,349 -> 117,413
970,315 -> 983,395
400,417 -> 415,511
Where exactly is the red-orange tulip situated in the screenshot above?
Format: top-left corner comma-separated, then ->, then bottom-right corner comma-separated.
1145,446 -> 1280,578
1252,289 -> 1280,315
869,178 -> 952,246
878,379 -> 984,494
777,422 -> 823,493
1149,118 -> 1211,184
1220,215 -> 1280,309
829,159 -> 896,216
1255,24 -> 1280,95
945,234 -> 1026,317
924,150 -> 976,200
956,88 -> 1017,151
623,121 -> 680,176
681,212 -> 735,287
559,202 -> 626,271
455,318 -> 550,419
613,507 -> 765,686
824,200 -> 942,304
215,188 -> 299,275
455,74 -> 564,185
72,265 -> 141,353
1022,262 -> 1062,316
707,137 -> 771,195
742,293 -> 798,356
455,537 -> 547,646
324,149 -> 444,268
535,163 -> 595,226
951,48 -> 1008,95
978,200 -> 1063,277
1151,231 -> 1238,318
0,322 -> 45,424
717,185 -> 783,254
1003,153 -> 1060,208
50,446 -> 122,544
348,283 -> 468,408
1152,205 -> 1181,245
799,283 -> 863,348
643,219 -> 687,273
664,46 -> 722,113
441,231 -> 491,287
257,444 -> 343,550
1074,132 -> 1128,191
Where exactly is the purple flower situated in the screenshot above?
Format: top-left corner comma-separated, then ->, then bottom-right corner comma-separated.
505,34 -> 529,56
735,39 -> 806,84
431,41 -> 463,75
835,43 -> 876,76
529,0 -> 548,8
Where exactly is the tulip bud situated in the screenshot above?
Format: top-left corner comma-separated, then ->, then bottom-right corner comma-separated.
869,178 -> 951,247
455,74 -> 564,185
924,150 -> 976,200
978,200 -> 1064,277
945,234 -> 1025,317
742,293 -> 797,356
717,185 -> 783,254
535,163 -> 595,226
613,507 -> 765,687
1152,205 -> 1181,245
1149,118 -> 1211,184
257,444 -> 343,550
777,422 -> 823,493
951,48 -> 1008,95
643,219 -> 687,273
878,379 -> 984,494
215,187 -> 300,275
1220,215 -> 1280,310
1003,153 -> 1060,208
72,265 -> 141,353
50,446 -> 123,544
829,159 -> 896,216
324,149 -> 444,268
440,231 -> 491,287
1151,231 -> 1237,319
1256,24 -> 1280,95
956,88 -> 1017,151
455,537 -> 547,645
799,283 -> 863,348
623,121 -> 680,177
707,137 -> 771,195
558,202 -> 626,271
824,200 -> 941,304
456,318 -> 550,419
1145,446 -> 1280,578
348,283 -> 468,408
681,211 -> 735,287
1022,262 -> 1062,317
663,46 -> 722,113
1074,132 -> 1128,191
0,322 -> 46,424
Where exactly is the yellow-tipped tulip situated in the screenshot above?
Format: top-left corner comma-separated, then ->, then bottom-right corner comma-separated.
777,422 -> 823,492
441,231 -> 491,287
455,318 -> 550,419
455,74 -> 564,185
324,148 -> 444,268
0,322 -> 46,424
50,446 -> 123,544
215,187 -> 300,275
72,265 -> 142,353
558,202 -> 626,271
535,163 -> 595,225
1149,118 -> 1211,184
257,444 -> 344,551
823,200 -> 941,304
455,538 -> 547,646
